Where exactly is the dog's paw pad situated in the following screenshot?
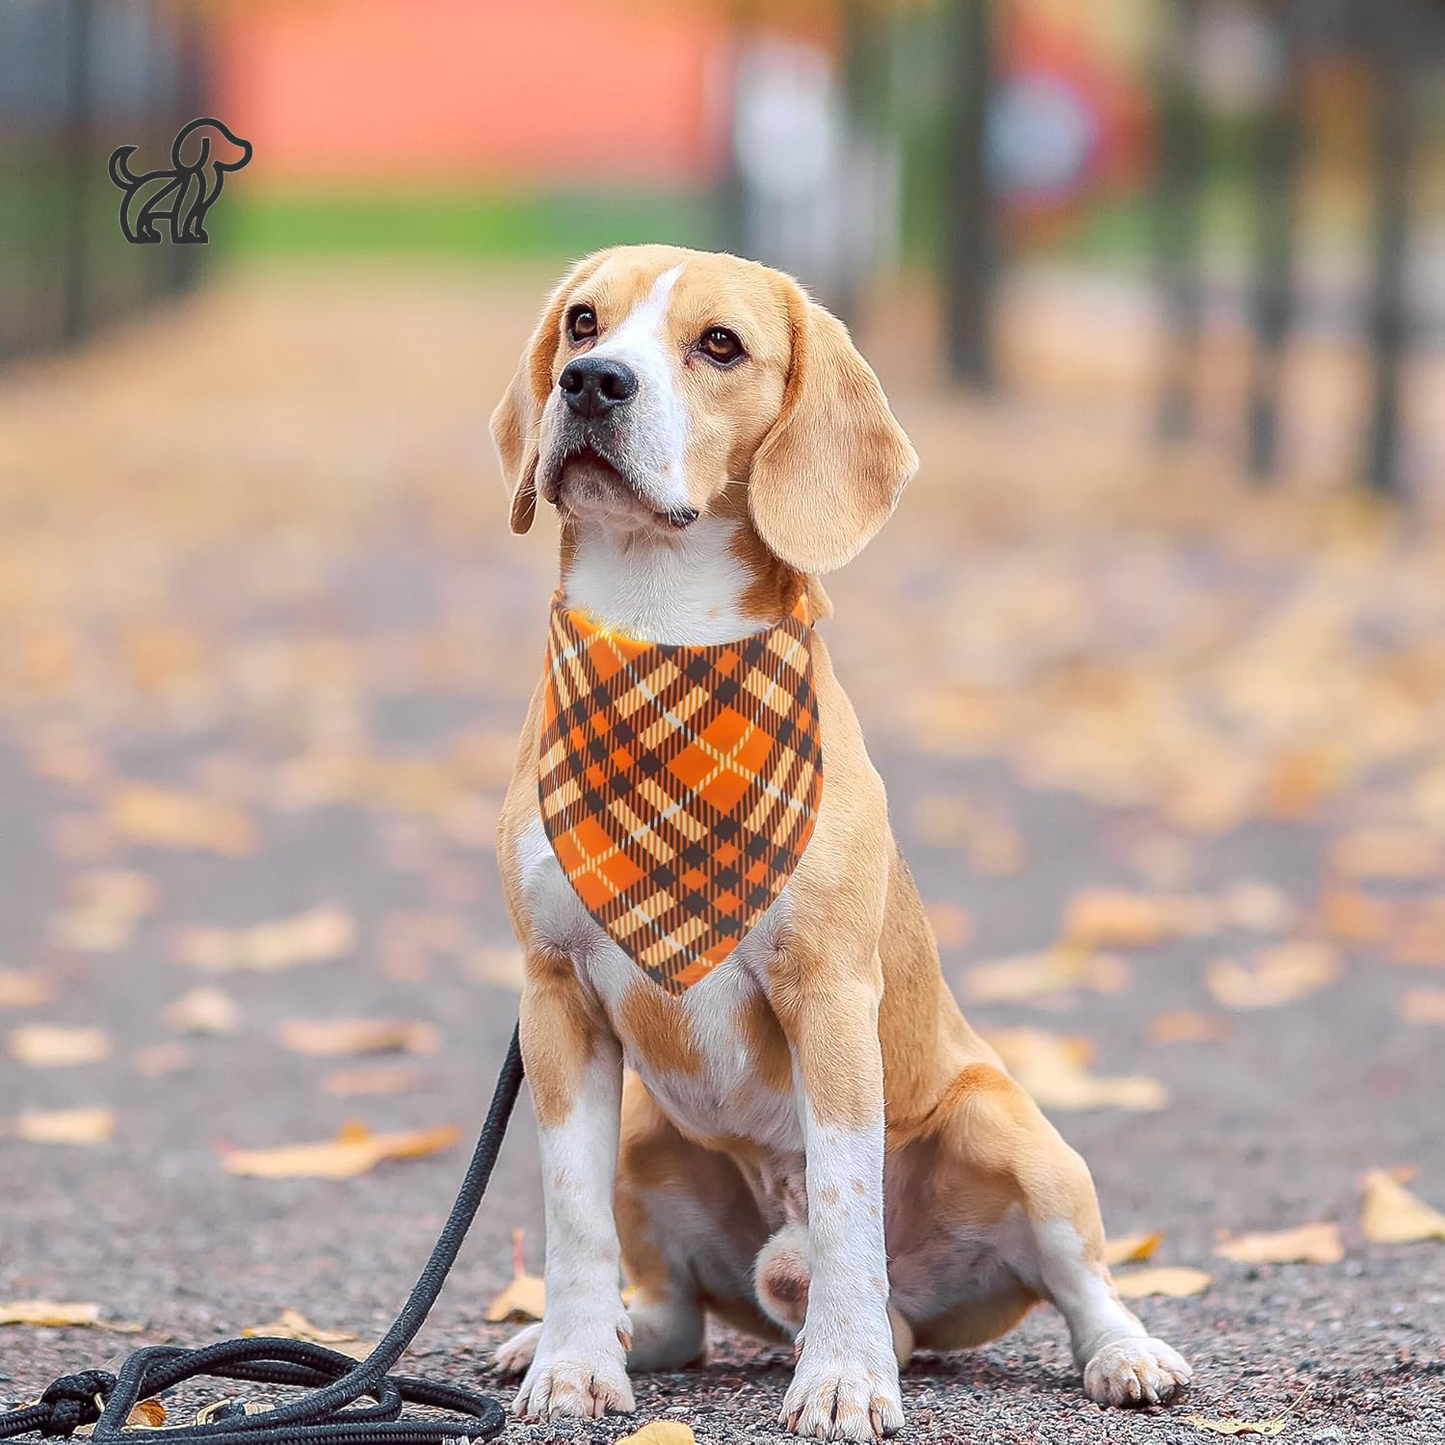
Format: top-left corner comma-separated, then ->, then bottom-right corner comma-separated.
1084,1337 -> 1192,1408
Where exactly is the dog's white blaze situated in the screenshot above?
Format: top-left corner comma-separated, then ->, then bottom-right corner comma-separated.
1028,1219 -> 1145,1365
586,263 -> 690,515
565,512 -> 758,645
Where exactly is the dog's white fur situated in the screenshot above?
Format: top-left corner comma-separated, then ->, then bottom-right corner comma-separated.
489,246 -> 1190,1438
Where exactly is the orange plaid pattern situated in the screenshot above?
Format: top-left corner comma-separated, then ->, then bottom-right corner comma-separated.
538,592 -> 823,994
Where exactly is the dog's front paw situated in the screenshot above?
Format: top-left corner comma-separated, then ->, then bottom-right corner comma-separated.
510,1317 -> 635,1421
781,1333 -> 902,1441
1083,1337 -> 1191,1407
491,1321 -> 542,1375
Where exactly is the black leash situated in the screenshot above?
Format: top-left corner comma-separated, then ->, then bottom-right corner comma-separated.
2,1025 -> 525,1444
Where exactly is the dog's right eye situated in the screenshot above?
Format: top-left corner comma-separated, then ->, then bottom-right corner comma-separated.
567,306 -> 598,344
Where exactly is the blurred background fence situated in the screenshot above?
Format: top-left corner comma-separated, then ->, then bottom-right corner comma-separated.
2,0 -> 1443,497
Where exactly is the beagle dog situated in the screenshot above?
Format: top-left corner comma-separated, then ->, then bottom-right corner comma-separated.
489,245 -> 1191,1439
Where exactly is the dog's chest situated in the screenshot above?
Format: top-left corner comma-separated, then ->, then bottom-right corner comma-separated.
516,815 -> 802,1153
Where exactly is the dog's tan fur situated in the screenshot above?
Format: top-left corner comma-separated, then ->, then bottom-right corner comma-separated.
489,246 -> 1190,1438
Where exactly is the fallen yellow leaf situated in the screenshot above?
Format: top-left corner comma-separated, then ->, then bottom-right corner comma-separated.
126,1400 -> 167,1428
1330,827 -> 1445,881
1185,1415 -> 1285,1437
924,902 -> 973,949
1360,1169 -> 1445,1244
986,1028 -> 1167,1112
1149,1011 -> 1232,1044
9,1107 -> 116,1145
1104,1232 -> 1164,1266
1399,988 -> 1445,1025
133,1041 -> 191,1077
109,783 -> 257,857
164,986 -> 242,1035
8,1023 -> 111,1067
1113,1266 -> 1211,1299
0,1299 -> 140,1331
321,1065 -> 428,1097
223,1122 -> 459,1180
1206,942 -> 1341,1010
174,907 -> 356,972
618,1424 -> 697,1445
279,1018 -> 440,1057
485,1229 -> 546,1323
963,950 -> 1130,1004
242,1308 -> 370,1361
466,947 -> 525,990
1061,889 -> 1203,948
0,970 -> 54,1009
1216,1221 -> 1343,1264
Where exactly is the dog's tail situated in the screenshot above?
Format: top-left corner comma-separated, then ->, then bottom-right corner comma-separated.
108,145 -> 141,190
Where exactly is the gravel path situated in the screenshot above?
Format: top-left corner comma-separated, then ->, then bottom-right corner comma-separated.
1,267 -> 1442,1444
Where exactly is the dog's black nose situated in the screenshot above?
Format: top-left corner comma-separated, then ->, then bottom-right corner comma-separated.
559,357 -> 638,418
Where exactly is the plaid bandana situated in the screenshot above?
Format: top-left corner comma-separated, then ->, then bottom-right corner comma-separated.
538,591 -> 823,994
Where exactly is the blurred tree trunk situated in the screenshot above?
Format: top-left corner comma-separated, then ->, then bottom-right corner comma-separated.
1155,0 -> 1203,441
1246,0 -> 1304,482
1363,0 -> 1418,499
61,0 -> 93,344
941,0 -> 995,389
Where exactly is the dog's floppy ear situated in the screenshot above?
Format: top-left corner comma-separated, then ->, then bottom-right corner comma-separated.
747,281 -> 918,573
490,253 -> 608,534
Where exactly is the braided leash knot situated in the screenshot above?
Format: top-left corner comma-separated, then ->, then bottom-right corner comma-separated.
36,1371 -> 116,1438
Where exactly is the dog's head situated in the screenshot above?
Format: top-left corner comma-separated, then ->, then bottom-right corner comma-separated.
490,245 -> 917,574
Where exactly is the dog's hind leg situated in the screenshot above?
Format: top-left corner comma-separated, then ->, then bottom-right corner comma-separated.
933,1062 -> 1192,1407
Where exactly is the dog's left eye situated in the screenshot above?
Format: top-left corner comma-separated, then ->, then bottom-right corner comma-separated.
698,327 -> 745,365
567,306 -> 598,343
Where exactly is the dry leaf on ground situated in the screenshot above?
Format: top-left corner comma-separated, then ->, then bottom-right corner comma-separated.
164,986 -> 241,1035
279,1018 -> 440,1057
242,1308 -> 370,1361
1104,1232 -> 1164,1266
0,970 -> 54,1009
322,1064 -> 428,1097
222,1122 -> 459,1180
1360,1169 -> 1445,1244
109,783 -> 257,856
925,902 -> 973,948
134,1041 -> 191,1077
1061,888 -> 1205,948
174,907 -> 356,972
1206,942 -> 1341,1010
963,951 -> 1130,1004
51,869 -> 161,954
1216,1221 -> 1343,1264
485,1229 -> 546,1323
0,1299 -> 140,1331
126,1401 -> 167,1428
1185,1415 -> 1285,1438
1330,827 -> 1445,881
985,1028 -> 1167,1112
1399,988 -> 1445,1024
1149,1011 -> 1232,1044
618,1424 -> 697,1445
1113,1266 -> 1211,1299
8,1023 -> 111,1067
7,1107 -> 116,1144
466,947 -> 525,990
